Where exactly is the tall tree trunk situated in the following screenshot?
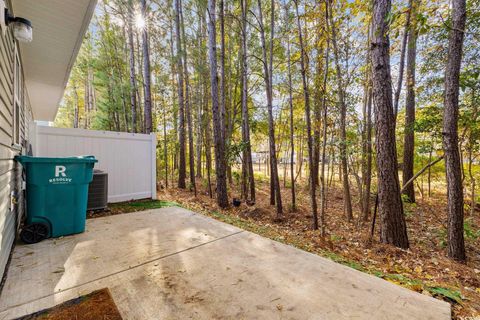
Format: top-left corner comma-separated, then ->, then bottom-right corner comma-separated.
393,0 -> 413,121
135,32 -> 145,134
219,0 -> 232,185
285,4 -> 296,212
84,74 -> 89,129
402,1 -> 418,203
241,0 -> 255,204
97,18 -> 119,130
127,0 -> 138,133
167,7 -> 179,175
320,0 -> 330,235
312,22 -> 323,188
175,0 -> 187,188
141,0 -> 153,134
442,0 -> 466,262
114,26 -> 130,131
362,84 -> 373,221
467,90 -> 478,216
195,10 -> 205,179
312,72 -> 321,187
371,0 -> 409,249
163,94 -> 168,188
361,20 -> 373,222
85,65 -> 94,129
294,0 -> 318,229
257,0 -> 283,216
427,145 -> 433,197
219,0 -> 227,145
329,1 -> 353,221
196,87 -> 203,179
204,79 -> 213,198
73,85 -> 79,128
90,69 -> 96,112
179,0 -> 196,195
468,146 -> 475,216
207,0 -> 229,208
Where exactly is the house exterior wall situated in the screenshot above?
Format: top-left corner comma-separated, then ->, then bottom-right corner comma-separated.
0,0 -> 32,281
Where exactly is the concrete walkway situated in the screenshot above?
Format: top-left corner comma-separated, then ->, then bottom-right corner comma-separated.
0,207 -> 450,319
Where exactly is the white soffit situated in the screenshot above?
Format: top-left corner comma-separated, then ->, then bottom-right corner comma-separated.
13,0 -> 97,121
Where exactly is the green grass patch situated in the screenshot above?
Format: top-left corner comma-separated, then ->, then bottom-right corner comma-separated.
110,199 -> 179,212
381,274 -> 462,303
330,234 -> 343,242
464,218 -> 480,240
384,274 -> 423,289
427,287 -> 463,304
437,218 -> 479,247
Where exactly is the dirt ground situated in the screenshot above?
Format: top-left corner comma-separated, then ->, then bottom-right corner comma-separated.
155,176 -> 480,320
16,288 -> 122,320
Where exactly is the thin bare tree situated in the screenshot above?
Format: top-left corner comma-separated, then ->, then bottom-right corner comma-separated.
256,0 -> 283,216
294,0 -> 318,229
328,0 -> 353,221
174,0 -> 186,188
284,3 -> 296,211
393,0 -> 413,121
141,0 -> 152,134
179,0 -> 196,195
402,0 -> 419,203
127,0 -> 138,132
240,0 -> 255,204
320,0 -> 331,235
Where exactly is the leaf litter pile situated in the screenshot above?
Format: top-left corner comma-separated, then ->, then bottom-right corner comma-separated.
16,288 -> 122,320
148,177 -> 480,319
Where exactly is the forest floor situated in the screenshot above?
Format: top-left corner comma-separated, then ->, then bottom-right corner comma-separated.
125,175 -> 479,319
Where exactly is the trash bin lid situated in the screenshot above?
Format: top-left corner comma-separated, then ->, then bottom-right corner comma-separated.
15,155 -> 98,164
93,169 -> 107,175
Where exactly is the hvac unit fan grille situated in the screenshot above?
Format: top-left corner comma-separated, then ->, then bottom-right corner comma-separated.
87,170 -> 108,210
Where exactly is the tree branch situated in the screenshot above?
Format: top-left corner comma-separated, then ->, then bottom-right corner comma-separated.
401,155 -> 444,193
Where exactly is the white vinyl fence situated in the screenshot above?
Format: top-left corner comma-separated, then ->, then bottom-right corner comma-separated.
30,124 -> 157,203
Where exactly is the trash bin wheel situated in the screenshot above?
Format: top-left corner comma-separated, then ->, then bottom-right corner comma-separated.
20,223 -> 49,244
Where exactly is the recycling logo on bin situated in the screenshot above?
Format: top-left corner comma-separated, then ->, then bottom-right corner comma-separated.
49,165 -> 73,184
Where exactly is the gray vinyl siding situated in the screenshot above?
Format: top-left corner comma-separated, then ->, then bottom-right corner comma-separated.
0,0 -> 30,281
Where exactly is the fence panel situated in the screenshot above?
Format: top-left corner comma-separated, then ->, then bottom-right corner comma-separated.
31,124 -> 157,203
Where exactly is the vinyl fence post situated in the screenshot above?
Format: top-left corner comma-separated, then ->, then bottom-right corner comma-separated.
151,132 -> 157,200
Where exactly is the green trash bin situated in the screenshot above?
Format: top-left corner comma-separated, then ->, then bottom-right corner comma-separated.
15,155 -> 98,243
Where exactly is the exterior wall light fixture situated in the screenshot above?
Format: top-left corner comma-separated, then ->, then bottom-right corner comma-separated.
1,1 -> 32,42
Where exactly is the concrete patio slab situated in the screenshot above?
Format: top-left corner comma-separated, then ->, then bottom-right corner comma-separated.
0,208 -> 450,319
